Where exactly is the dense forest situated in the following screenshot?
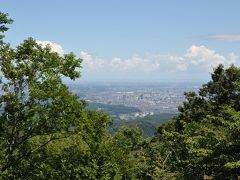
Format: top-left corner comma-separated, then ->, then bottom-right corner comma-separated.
0,12 -> 240,179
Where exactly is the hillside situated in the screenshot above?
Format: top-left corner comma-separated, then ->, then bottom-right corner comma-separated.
110,113 -> 176,137
86,102 -> 176,136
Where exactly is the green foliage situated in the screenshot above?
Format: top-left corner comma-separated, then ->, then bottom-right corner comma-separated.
0,12 -> 13,42
16,111 -> 111,179
0,38 -> 88,177
8,126 -> 145,179
0,14 -> 112,178
156,64 -> 240,179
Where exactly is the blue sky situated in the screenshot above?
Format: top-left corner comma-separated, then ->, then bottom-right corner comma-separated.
1,0 -> 240,82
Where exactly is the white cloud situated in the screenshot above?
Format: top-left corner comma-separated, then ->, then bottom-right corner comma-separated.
80,45 -> 238,76
80,51 -> 106,70
36,40 -> 64,55
80,51 -> 160,74
110,56 -> 160,73
155,45 -> 237,72
153,54 -> 188,72
207,34 -> 240,42
184,45 -> 225,69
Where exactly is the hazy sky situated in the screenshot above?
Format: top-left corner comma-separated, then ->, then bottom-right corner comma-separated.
1,0 -> 240,82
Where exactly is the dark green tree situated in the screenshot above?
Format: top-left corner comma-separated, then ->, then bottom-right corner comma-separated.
0,12 -> 13,43
0,37 -> 85,176
0,12 -> 112,178
157,64 -> 240,179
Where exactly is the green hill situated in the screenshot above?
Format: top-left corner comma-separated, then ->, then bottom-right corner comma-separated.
110,113 -> 176,137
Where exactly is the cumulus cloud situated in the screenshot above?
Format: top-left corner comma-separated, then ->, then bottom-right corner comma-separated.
154,45 -> 237,72
110,56 -> 160,73
80,51 -> 107,70
184,45 -> 225,69
80,51 -> 160,74
153,54 -> 187,72
206,34 -> 240,42
36,40 -> 64,55
80,45 -> 237,76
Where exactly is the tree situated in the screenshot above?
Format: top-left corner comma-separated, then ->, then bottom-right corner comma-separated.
0,12 -> 111,178
156,64 -> 240,179
14,111 -> 111,179
0,12 -> 13,43
0,37 -> 83,175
